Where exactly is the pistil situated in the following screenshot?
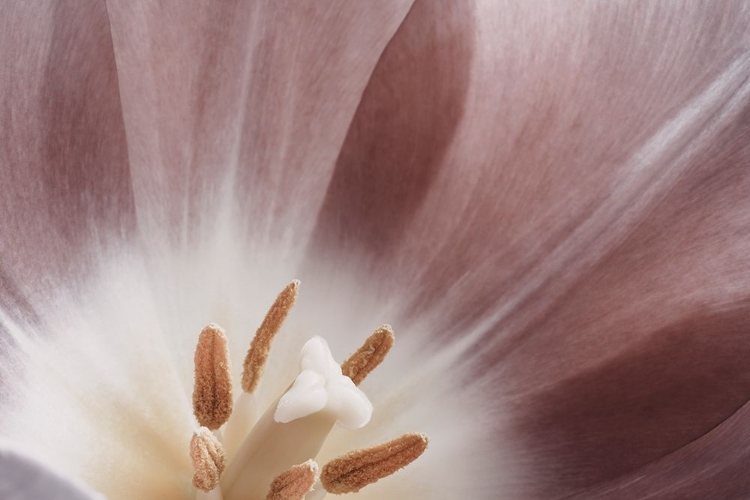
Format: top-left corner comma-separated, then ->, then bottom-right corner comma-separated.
188,280 -> 428,499
223,336 -> 371,500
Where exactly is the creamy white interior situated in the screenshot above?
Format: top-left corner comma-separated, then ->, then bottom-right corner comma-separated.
0,245 -> 512,499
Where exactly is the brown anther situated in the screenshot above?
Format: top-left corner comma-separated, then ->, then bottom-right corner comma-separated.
193,324 -> 233,430
242,280 -> 299,393
190,427 -> 227,492
320,433 -> 428,494
266,460 -> 318,500
341,325 -> 395,386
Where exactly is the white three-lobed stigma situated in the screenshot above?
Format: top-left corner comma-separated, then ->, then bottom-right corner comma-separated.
190,280 -> 428,500
274,336 -> 372,429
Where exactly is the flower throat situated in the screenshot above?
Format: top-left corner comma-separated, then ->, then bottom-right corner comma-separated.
188,280 -> 428,500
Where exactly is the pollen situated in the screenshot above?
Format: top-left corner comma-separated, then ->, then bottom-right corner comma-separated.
342,324 -> 395,386
320,433 -> 429,494
265,460 -> 318,500
193,323 -> 233,430
242,280 -> 299,393
190,428 -> 227,492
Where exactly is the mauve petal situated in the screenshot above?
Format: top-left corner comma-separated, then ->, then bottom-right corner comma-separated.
304,0 -> 474,282
0,2 -> 134,311
305,1 -> 750,496
309,1 -> 750,334
104,0 -> 413,251
563,400 -> 750,500
309,0 -> 474,257
508,114 -> 750,498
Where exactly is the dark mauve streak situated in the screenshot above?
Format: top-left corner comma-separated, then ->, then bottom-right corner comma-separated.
306,2 -> 750,497
308,0 -> 474,260
563,400 -> 750,500
40,2 -> 134,244
0,2 -> 134,310
105,0 -> 414,248
518,306 -> 750,494
399,3 -> 750,340
306,3 -> 750,351
505,105 -> 750,497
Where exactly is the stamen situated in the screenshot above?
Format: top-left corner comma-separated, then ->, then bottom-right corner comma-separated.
191,428 -> 227,492
193,324 -> 233,430
242,280 -> 299,393
341,325 -> 395,386
320,433 -> 429,494
266,460 -> 318,500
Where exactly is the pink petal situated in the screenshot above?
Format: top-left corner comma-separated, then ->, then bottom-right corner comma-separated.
565,400 -> 750,499
0,2 -> 133,306
304,1 -> 750,496
308,2 -> 750,334
104,0 -> 414,247
506,128 -> 750,497
308,0 -> 474,260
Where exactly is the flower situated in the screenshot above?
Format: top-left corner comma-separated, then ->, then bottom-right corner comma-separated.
2,1 -> 750,499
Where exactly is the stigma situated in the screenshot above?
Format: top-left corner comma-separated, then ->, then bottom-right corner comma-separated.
189,281 -> 427,499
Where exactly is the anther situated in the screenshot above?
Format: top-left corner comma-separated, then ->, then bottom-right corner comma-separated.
320,433 -> 429,494
193,324 -> 233,430
266,460 -> 318,500
191,427 -> 227,492
242,280 -> 299,393
341,325 -> 395,386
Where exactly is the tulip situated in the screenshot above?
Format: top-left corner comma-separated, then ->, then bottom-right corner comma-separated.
2,1 -> 750,499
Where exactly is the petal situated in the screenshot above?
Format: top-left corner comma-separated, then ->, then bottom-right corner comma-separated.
0,443 -> 103,500
104,0 -> 414,252
304,0 -> 474,283
0,1 -> 133,309
307,1 -> 750,336
304,1 -> 750,497
507,133 -> 750,497
565,400 -> 750,499
275,370 -> 328,424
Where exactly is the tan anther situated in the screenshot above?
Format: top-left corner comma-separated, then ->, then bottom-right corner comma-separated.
341,325 -> 395,386
193,324 -> 233,430
266,460 -> 318,500
321,433 -> 428,494
191,427 -> 227,492
242,280 -> 300,393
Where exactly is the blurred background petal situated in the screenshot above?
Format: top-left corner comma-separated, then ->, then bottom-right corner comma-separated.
0,443 -> 104,500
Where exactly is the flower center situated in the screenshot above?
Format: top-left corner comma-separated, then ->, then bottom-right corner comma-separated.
188,281 -> 427,500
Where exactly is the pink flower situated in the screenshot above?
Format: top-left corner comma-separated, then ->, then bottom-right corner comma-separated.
1,1 -> 750,499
